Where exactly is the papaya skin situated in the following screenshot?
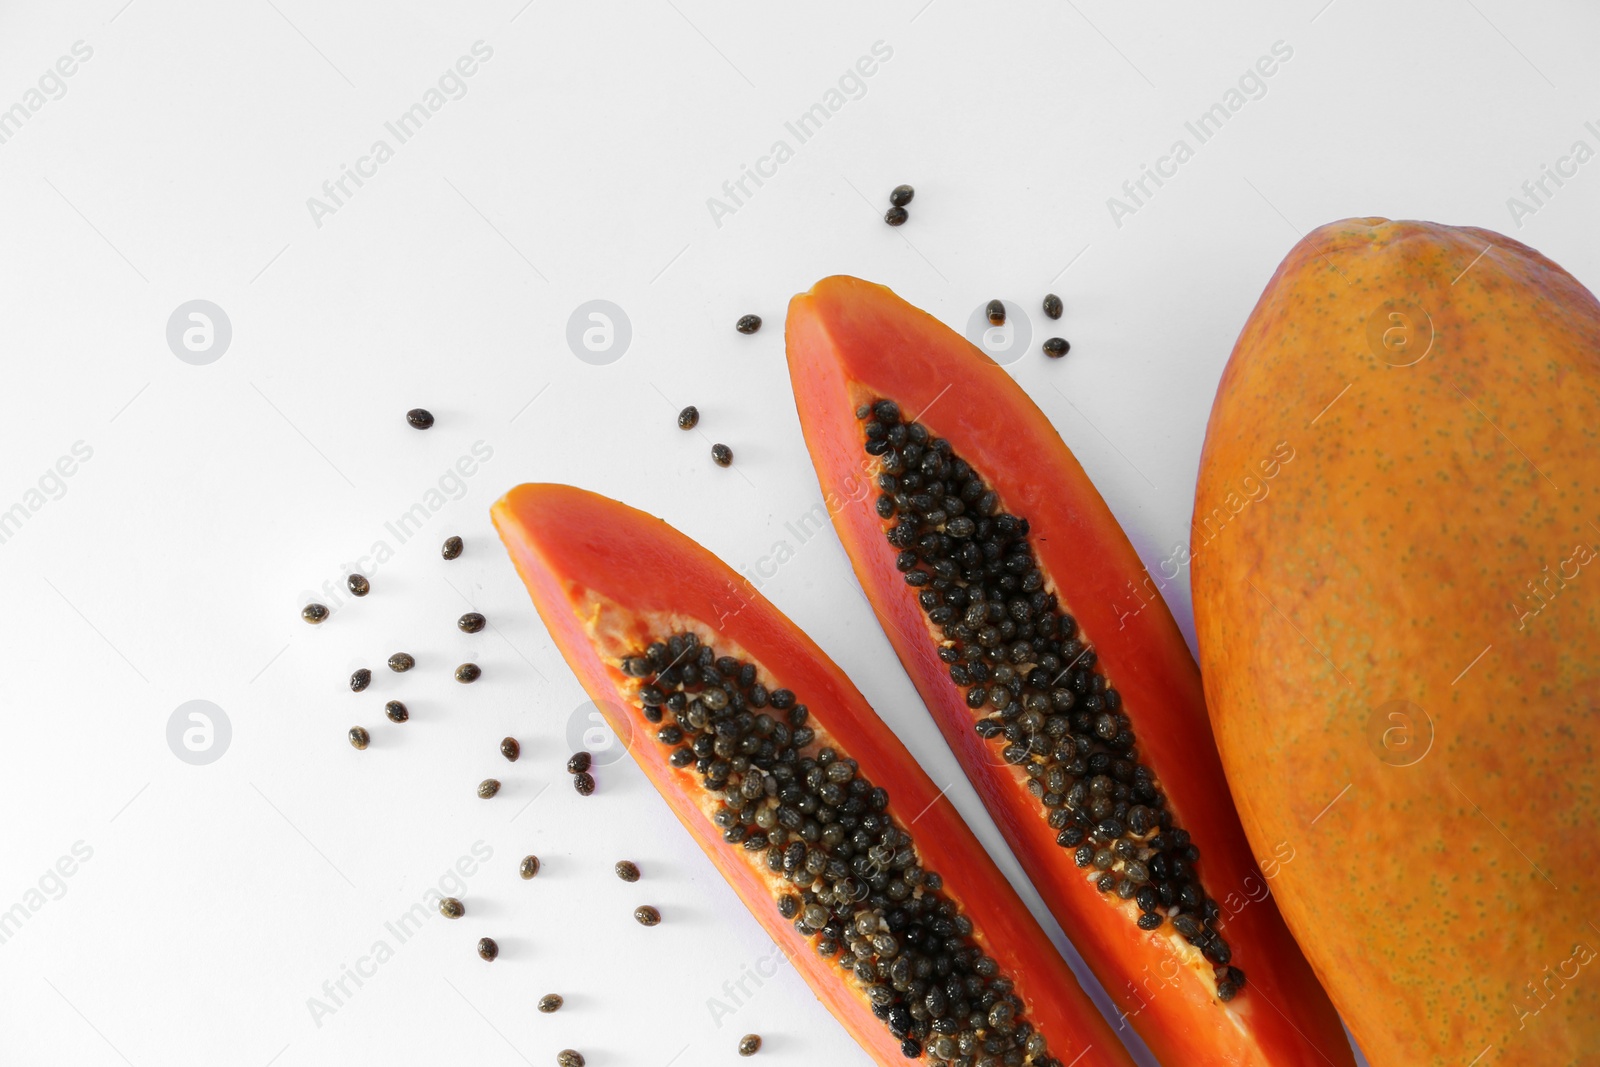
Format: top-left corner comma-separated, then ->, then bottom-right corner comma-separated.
492,483 -> 1135,1067
1194,218 -> 1600,1066
786,277 -> 1354,1067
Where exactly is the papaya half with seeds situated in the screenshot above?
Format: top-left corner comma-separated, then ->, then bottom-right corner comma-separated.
785,277 -> 1354,1067
1193,219 -> 1600,1066
492,483 -> 1134,1067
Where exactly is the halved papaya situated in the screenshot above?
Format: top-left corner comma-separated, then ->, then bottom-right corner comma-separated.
492,483 -> 1135,1067
784,277 -> 1354,1067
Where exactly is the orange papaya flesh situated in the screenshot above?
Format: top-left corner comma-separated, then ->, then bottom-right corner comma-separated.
492,483 -> 1135,1067
786,276 -> 1354,1067
1193,218 -> 1600,1066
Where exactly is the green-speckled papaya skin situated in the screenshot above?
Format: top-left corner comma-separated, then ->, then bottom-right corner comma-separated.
1193,218 -> 1600,1067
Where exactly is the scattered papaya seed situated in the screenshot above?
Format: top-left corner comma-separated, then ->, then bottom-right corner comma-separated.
615,860 -> 640,882
406,408 -> 434,429
633,905 -> 661,927
678,405 -> 700,430
455,663 -> 481,683
556,1051 -> 584,1067
884,206 -> 908,226
736,314 -> 762,334
442,535 -> 463,560
1043,337 -> 1070,359
459,612 -> 486,633
711,444 -> 733,467
739,1034 -> 763,1056
440,897 -> 465,919
986,299 -> 1006,326
348,726 -> 370,750
1043,293 -> 1063,319
347,573 -> 370,597
538,993 -> 563,1013
301,603 -> 329,625
385,701 -> 409,723
388,652 -> 415,673
573,771 -> 595,796
477,936 -> 498,961
350,668 -> 372,692
520,855 -> 540,879
889,184 -> 914,207
567,752 -> 591,774
501,737 -> 520,762
478,779 -> 501,799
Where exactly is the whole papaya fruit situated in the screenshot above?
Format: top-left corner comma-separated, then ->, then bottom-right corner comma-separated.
1193,217 -> 1600,1066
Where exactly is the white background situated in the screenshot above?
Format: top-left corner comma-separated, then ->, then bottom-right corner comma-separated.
1,1 -> 1595,1064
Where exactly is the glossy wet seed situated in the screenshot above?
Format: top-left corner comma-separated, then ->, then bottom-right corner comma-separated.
573,771 -> 595,796
712,443 -> 733,467
567,752 -> 591,774
440,897 -> 465,919
459,612 -> 486,633
884,205 -> 908,226
501,737 -> 520,762
985,299 -> 1005,326
350,668 -> 371,692
615,860 -> 640,882
890,184 -> 914,207
388,652 -> 415,673
739,1033 -> 763,1056
520,855 -> 540,879
347,573 -> 370,597
633,905 -> 661,926
678,405 -> 700,430
477,937 -> 498,961
442,535 -> 463,560
736,314 -> 762,334
620,633 -> 1055,1065
556,1052 -> 584,1067
538,994 -> 563,1013
385,701 -> 409,723
855,397 -> 1243,1000
478,778 -> 501,799
302,603 -> 329,625
1042,337 -> 1070,359
406,408 -> 434,430
1042,293 -> 1063,319
455,663 -> 481,683
348,726 -> 370,750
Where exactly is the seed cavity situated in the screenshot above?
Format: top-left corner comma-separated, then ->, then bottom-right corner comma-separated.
619,631 -> 1061,1064
855,399 -> 1243,1001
